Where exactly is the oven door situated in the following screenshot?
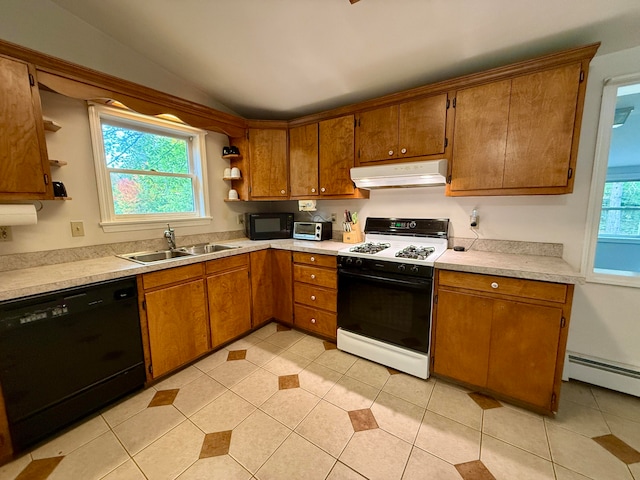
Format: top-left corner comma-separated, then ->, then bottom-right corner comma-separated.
337,268 -> 433,353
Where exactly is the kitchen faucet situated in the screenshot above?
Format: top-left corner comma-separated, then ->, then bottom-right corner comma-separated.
164,223 -> 176,250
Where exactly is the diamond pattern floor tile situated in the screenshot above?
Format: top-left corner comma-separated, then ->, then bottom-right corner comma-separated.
5,323 -> 640,480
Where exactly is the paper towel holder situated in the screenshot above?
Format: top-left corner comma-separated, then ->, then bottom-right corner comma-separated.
0,204 -> 38,226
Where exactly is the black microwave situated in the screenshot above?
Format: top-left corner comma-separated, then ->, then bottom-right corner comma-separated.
244,213 -> 294,240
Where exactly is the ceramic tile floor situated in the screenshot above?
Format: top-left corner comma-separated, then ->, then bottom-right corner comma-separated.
2,322 -> 640,480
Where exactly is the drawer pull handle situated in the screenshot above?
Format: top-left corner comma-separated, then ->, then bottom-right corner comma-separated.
310,256 -> 315,262
491,282 -> 499,289
321,187 -> 326,193
311,318 -> 317,324
311,295 -> 316,301
280,189 -> 286,195
311,188 -> 316,193
388,150 -> 394,156
311,274 -> 316,279
401,148 -> 407,154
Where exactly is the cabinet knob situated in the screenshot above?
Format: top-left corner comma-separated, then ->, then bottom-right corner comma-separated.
388,150 -> 394,156
311,295 -> 316,301
310,274 -> 316,279
311,318 -> 317,324
320,187 -> 326,193
280,189 -> 286,195
310,256 -> 315,262
491,282 -> 499,289
401,148 -> 407,154
311,188 -> 316,193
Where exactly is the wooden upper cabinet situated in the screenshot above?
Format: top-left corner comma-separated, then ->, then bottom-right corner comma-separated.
503,65 -> 581,189
248,128 -> 288,199
448,63 -> 583,196
319,115 -> 355,196
355,94 -> 448,165
289,123 -> 319,197
449,80 -> 511,191
0,55 -> 53,200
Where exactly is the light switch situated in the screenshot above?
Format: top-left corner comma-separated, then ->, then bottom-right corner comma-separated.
70,221 -> 85,237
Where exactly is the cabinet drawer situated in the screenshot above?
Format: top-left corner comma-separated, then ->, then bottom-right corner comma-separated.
142,263 -> 203,290
293,264 -> 337,289
293,252 -> 336,268
438,270 -> 567,303
294,304 -> 337,339
294,282 -> 337,312
206,253 -> 249,274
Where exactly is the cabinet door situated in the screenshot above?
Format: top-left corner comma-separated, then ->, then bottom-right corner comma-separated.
398,95 -> 447,158
208,266 -> 252,348
503,64 -> 581,189
289,123 -> 319,197
145,279 -> 209,378
319,115 -> 355,195
487,300 -> 563,409
356,105 -> 398,163
250,250 -> 273,326
272,249 -> 293,324
433,289 -> 493,386
450,80 -> 511,191
249,128 -> 288,198
0,56 -> 52,199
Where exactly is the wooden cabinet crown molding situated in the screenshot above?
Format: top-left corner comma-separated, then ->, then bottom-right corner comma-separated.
0,38 -> 247,137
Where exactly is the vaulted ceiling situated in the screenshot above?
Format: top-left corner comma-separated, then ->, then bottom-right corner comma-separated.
50,0 -> 640,120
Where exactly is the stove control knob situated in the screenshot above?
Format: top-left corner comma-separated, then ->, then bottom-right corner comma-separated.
345,257 -> 354,265
397,264 -> 406,271
411,265 -> 419,273
409,221 -> 417,229
355,258 -> 363,267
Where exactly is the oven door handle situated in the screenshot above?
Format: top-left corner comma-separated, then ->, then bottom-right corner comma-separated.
339,269 -> 431,289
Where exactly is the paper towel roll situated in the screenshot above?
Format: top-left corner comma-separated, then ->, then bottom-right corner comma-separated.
0,204 -> 38,226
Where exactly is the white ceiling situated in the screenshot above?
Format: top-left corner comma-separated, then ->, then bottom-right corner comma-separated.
49,0 -> 640,120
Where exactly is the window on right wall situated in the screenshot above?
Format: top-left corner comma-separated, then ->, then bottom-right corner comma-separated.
584,75 -> 640,287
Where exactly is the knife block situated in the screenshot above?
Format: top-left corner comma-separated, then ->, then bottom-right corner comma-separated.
343,230 -> 363,243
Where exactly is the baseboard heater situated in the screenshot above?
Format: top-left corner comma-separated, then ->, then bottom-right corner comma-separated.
567,354 -> 640,379
566,353 -> 640,397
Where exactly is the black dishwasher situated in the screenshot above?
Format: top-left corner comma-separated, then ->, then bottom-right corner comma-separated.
0,277 -> 146,452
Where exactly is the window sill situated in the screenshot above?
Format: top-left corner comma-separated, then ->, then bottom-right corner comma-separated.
587,269 -> 640,288
100,217 -> 212,233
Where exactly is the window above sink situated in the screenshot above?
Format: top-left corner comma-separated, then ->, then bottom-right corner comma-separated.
88,104 -> 212,233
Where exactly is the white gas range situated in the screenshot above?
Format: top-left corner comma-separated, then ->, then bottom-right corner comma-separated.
336,217 -> 450,379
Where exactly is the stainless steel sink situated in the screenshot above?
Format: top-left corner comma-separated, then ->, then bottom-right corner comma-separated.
118,243 -> 240,264
119,249 -> 195,264
179,243 -> 240,255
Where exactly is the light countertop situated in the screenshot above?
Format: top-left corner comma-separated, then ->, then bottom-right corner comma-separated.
0,239 -> 583,302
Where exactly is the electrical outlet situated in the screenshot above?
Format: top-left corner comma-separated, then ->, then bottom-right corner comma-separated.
0,226 -> 12,242
331,213 -> 337,223
237,214 -> 244,225
70,221 -> 85,237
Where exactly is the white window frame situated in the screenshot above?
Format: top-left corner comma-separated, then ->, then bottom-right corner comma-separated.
582,73 -> 640,288
88,104 -> 211,232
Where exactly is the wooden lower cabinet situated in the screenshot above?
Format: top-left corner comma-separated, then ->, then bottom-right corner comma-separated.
432,270 -> 573,414
250,250 -> 274,326
142,264 -> 209,379
271,250 -> 293,324
292,252 -> 337,340
0,384 -> 11,463
207,254 -> 252,348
